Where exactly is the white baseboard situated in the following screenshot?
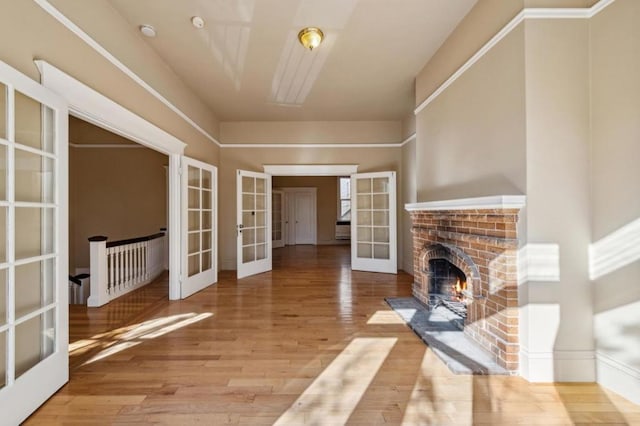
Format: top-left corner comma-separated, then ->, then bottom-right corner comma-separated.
519,348 -> 596,382
596,351 -> 640,405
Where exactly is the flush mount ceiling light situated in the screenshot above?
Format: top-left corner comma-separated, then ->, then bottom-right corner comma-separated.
298,27 -> 324,51
139,24 -> 156,37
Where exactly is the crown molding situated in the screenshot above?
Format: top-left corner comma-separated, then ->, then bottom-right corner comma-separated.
33,0 -> 221,147
414,0 -> 617,115
220,132 -> 416,149
221,142 -> 402,149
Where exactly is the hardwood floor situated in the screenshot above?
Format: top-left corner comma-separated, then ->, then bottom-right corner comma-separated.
27,245 -> 639,425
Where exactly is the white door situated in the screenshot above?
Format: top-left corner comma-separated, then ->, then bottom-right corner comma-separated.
351,172 -> 397,274
181,157 -> 217,298
0,61 -> 69,424
272,190 -> 284,248
286,193 -> 295,245
294,191 -> 316,245
237,170 -> 272,279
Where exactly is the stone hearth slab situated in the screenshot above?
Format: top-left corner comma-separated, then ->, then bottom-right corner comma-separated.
385,297 -> 509,375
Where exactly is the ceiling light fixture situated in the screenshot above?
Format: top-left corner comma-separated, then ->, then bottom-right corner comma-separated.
191,16 -> 205,29
139,24 -> 156,38
298,27 -> 324,51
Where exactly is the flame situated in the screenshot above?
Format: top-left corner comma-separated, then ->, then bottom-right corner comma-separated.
451,278 -> 467,301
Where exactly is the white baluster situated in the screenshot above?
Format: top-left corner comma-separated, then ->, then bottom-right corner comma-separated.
134,243 -> 139,284
107,248 -> 113,293
125,244 -> 131,289
144,241 -> 150,281
141,242 -> 145,281
87,236 -> 109,307
116,246 -> 121,294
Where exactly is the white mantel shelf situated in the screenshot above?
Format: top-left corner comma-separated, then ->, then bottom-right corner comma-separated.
405,195 -> 526,212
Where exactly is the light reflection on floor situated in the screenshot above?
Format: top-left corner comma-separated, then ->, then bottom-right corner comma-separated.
367,310 -> 407,325
274,337 -> 397,425
68,312 -> 213,365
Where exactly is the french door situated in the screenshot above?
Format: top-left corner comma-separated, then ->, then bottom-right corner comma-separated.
181,156 -> 217,298
236,170 -> 272,279
0,61 -> 68,423
351,172 -> 397,274
272,190 -> 284,248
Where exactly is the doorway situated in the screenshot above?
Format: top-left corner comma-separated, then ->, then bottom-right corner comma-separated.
38,61 -> 219,301
68,116 -> 169,303
283,187 -> 317,246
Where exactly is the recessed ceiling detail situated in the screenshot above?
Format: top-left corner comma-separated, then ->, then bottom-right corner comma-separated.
270,0 -> 357,107
191,0 -> 256,91
105,0 -> 477,120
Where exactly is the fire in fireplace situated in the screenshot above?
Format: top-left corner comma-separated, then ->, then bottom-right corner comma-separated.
428,259 -> 469,321
429,259 -> 468,300
452,277 -> 467,302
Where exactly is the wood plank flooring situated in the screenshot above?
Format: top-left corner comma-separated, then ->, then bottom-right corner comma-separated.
27,245 -> 640,425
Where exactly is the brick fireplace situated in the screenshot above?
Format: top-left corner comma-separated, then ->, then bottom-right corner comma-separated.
406,196 -> 525,372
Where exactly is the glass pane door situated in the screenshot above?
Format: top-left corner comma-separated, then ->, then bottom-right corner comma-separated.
351,172 -> 397,274
237,170 -> 271,279
272,190 -> 284,248
181,156 -> 217,299
0,60 -> 68,424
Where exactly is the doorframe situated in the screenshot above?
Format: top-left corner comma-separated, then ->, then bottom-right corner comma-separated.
35,60 -> 187,300
264,164 -> 358,176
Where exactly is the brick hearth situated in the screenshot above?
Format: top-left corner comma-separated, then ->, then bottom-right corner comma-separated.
409,204 -> 522,372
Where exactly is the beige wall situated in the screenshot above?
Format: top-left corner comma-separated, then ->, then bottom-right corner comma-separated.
590,0 -> 640,403
221,121 -> 402,144
219,147 -> 402,270
415,0 -> 597,106
520,18 -> 593,380
272,176 -> 340,245
0,0 -> 219,165
415,25 -> 527,201
400,138 -> 416,274
70,146 -> 167,270
69,116 -> 134,145
401,114 -> 416,140
415,0 -> 524,105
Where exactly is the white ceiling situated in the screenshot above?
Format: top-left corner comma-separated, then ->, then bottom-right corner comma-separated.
107,0 -> 476,122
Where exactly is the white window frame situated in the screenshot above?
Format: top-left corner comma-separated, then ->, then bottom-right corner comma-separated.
337,176 -> 351,221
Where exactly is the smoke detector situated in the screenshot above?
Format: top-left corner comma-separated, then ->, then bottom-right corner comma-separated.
139,24 -> 156,38
191,16 -> 205,29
